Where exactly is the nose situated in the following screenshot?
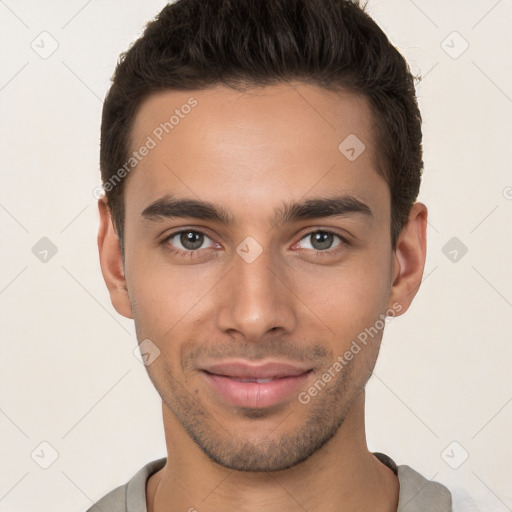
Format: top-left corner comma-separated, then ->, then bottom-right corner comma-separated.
216,242 -> 298,341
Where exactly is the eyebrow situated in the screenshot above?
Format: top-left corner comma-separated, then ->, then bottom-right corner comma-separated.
141,193 -> 373,229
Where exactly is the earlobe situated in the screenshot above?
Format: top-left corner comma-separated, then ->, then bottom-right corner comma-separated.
97,198 -> 133,319
387,202 -> 428,316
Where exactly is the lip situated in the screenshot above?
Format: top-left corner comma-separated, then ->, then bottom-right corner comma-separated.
202,360 -> 311,379
200,360 -> 313,408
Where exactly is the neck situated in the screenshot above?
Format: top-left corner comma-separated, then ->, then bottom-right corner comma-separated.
147,391 -> 399,512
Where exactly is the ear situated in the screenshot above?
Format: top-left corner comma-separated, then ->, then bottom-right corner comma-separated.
97,198 -> 133,319
387,202 -> 428,316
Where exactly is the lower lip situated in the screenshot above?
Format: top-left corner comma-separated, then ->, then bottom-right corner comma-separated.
201,371 -> 312,408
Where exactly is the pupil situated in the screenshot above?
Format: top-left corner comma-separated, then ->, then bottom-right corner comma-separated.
313,232 -> 332,250
181,231 -> 203,250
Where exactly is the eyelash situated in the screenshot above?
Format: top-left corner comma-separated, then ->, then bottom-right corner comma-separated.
160,229 -> 348,260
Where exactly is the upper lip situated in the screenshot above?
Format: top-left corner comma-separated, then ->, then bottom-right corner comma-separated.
201,360 -> 312,379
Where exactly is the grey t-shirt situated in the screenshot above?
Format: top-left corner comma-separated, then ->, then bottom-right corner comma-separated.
85,452 -> 452,511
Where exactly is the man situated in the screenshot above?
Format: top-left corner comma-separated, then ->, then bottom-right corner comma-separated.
90,0 -> 453,510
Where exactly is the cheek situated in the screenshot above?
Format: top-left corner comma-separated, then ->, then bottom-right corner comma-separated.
299,253 -> 391,344
127,233 -> 392,348
127,253 -> 215,341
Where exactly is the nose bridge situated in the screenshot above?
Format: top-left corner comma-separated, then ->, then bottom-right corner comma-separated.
216,239 -> 296,338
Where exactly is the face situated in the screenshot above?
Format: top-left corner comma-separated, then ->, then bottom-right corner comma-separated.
99,83 -> 424,472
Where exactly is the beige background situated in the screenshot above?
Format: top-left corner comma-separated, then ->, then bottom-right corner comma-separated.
1,0 -> 511,510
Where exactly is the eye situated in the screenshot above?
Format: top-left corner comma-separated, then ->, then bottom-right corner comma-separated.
163,230 -> 217,255
295,230 -> 346,254
161,228 -> 348,260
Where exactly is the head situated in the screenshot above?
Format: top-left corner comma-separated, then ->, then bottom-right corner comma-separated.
98,0 -> 427,472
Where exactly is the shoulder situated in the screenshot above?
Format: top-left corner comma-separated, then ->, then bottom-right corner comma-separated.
84,483 -> 126,512
83,457 -> 167,512
397,464 -> 452,512
373,452 -> 453,512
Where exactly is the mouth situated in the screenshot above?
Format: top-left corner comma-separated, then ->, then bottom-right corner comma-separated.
218,377 -> 287,383
199,360 -> 314,408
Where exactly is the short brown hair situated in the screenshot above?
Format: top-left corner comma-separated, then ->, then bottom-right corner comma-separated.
100,0 -> 423,256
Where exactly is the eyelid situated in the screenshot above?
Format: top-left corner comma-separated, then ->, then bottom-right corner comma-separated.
296,227 -> 350,245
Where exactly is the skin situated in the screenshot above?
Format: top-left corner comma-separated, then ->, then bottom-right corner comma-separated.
97,82 -> 427,512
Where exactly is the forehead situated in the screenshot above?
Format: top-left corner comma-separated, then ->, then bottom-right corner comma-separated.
124,82 -> 388,224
